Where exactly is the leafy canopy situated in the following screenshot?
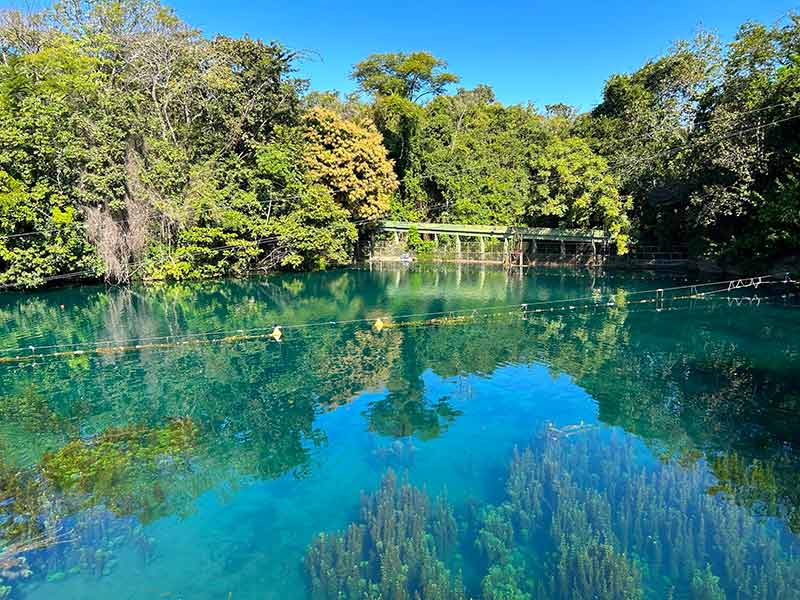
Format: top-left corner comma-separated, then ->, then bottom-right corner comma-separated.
352,51 -> 459,102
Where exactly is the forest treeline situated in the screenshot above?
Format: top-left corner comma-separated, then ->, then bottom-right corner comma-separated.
0,1 -> 798,288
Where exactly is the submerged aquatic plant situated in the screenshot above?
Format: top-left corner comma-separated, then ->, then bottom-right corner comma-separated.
690,564 -> 725,600
493,429 -> 800,599
480,562 -> 530,600
475,505 -> 515,565
307,427 -> 800,599
305,469 -> 464,600
1,449 -> 69,596
40,418 -> 198,520
0,417 -> 200,595
0,533 -> 75,598
546,538 -> 642,600
0,386 -> 72,435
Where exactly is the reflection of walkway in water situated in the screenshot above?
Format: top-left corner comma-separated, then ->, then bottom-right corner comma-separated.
545,420 -> 596,440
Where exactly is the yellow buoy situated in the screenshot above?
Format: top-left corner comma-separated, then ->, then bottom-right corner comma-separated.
373,318 -> 385,332
270,325 -> 283,342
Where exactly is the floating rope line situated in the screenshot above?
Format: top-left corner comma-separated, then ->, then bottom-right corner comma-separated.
0,274 -> 795,366
5,297 -> 768,370
0,274 -> 791,360
0,272 -> 788,357
48,294 -> 800,366
3,292 -> 795,370
0,330 -> 288,365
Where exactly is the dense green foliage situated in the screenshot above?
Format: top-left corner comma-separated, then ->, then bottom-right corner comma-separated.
579,24 -> 800,263
351,19 -> 799,266
0,1 -> 395,287
0,2 -> 798,288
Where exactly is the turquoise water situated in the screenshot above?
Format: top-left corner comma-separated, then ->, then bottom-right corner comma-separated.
0,265 -> 799,599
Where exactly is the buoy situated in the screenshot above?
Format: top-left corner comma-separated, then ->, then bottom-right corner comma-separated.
373,318 -> 385,332
270,325 -> 283,342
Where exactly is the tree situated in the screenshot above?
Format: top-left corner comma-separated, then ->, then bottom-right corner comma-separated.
578,32 -> 720,247
527,138 -> 631,253
351,51 -> 459,103
1,1 -> 798,286
268,185 -> 357,271
253,127 -> 358,271
400,88 -> 545,224
303,89 -> 367,121
685,17 -> 800,261
303,107 -> 398,221
352,51 -> 459,192
0,38 -> 117,286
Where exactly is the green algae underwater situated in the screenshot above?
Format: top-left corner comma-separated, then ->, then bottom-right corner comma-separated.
0,265 -> 799,599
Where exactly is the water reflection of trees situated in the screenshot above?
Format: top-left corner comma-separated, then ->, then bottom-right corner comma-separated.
363,293 -> 800,535
0,268 -> 799,570
535,303 -> 800,534
0,270 -> 506,552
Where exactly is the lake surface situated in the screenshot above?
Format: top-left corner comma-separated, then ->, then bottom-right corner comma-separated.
1,265 -> 799,599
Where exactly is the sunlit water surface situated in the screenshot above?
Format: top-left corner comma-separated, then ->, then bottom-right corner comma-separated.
0,265 -> 799,599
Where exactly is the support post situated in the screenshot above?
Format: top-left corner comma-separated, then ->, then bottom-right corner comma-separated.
480,236 -> 486,261
369,231 -> 375,262
456,234 -> 461,260
503,237 -> 509,265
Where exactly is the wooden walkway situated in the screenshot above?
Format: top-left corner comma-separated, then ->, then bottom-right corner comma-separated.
375,221 -> 610,266
379,221 -> 608,243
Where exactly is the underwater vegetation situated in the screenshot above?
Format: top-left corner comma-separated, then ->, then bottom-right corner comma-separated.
305,469 -> 464,600
2,270 -> 798,542
40,418 -> 199,521
0,269 -> 798,598
0,418 -> 197,597
306,428 -> 800,599
0,387 -> 73,437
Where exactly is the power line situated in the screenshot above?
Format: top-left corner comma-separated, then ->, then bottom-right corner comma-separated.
616,113 -> 800,171
0,216 -> 385,290
601,100 -> 795,146
0,218 -> 130,242
415,110 -> 800,214
5,105 -> 796,245
0,269 -> 96,291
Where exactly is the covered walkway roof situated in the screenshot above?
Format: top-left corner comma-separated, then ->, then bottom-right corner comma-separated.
379,221 -> 608,243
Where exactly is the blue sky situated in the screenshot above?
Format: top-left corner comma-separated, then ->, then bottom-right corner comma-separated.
12,0 -> 800,110
167,0 -> 797,110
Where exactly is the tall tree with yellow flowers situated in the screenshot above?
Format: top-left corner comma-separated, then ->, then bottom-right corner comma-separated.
303,108 -> 399,221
